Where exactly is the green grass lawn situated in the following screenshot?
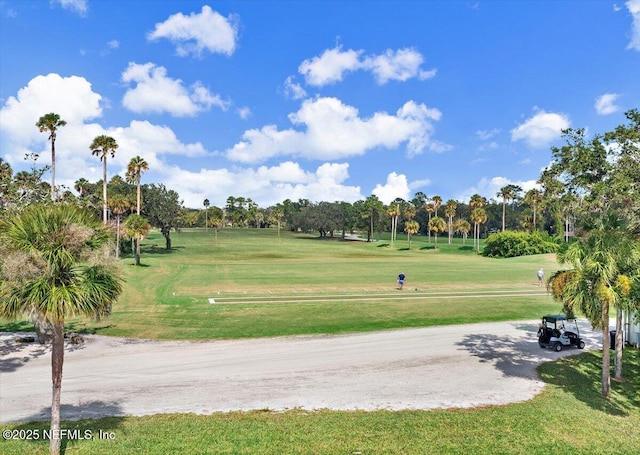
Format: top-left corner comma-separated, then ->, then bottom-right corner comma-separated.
0,228 -> 564,340
2,228 -> 637,454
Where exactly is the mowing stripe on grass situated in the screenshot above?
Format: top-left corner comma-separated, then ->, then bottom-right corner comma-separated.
209,289 -> 549,304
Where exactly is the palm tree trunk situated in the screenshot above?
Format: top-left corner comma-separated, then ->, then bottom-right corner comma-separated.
136,181 -> 141,215
601,303 -> 611,397
115,216 -> 120,259
102,160 -> 108,223
502,201 -> 506,231
135,238 -> 141,266
50,320 -> 64,455
51,138 -> 56,201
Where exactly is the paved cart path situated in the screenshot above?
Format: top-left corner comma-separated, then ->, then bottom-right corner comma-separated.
0,320 -> 600,423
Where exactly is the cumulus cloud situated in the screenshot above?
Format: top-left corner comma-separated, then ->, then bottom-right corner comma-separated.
297,46 -> 435,87
147,5 -> 239,57
121,62 -> 228,116
457,177 -> 539,202
626,0 -> 640,51
51,0 -> 88,16
298,46 -> 363,86
162,161 -> 363,208
226,97 -> 445,163
595,93 -> 621,115
510,109 -> 570,147
362,48 -> 437,85
372,172 -> 410,204
0,73 -> 102,144
283,76 -> 307,100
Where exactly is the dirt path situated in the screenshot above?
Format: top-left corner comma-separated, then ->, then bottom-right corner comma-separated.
0,320 -> 600,423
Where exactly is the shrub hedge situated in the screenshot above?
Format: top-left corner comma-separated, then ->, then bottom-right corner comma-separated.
482,231 -> 559,258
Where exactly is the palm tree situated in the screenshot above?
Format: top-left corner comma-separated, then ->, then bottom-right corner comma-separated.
124,214 -> 151,266
203,198 -> 210,231
404,220 -> 420,250
548,227 -> 639,397
90,135 -> 118,223
424,202 -> 435,243
403,203 -> 416,242
432,195 -> 442,217
444,199 -> 457,244
74,177 -> 92,198
453,219 -> 471,245
470,207 -> 487,253
108,194 -> 130,259
387,203 -> 401,247
126,156 -> 149,215
0,204 -> 123,455
469,194 -> 486,252
523,188 -> 543,231
36,113 -> 66,200
497,184 -> 522,231
428,216 -> 447,248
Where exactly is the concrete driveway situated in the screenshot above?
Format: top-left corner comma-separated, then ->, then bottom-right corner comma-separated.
0,320 -> 600,423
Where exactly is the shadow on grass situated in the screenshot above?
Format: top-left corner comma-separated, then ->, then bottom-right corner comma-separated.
141,245 -> 185,255
458,246 -> 474,251
419,245 -> 436,250
537,349 -> 640,417
9,401 -> 125,454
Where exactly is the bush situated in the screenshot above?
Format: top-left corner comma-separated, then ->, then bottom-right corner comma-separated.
482,231 -> 559,258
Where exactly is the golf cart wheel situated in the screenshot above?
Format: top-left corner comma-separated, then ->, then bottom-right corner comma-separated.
578,340 -> 585,349
554,343 -> 563,352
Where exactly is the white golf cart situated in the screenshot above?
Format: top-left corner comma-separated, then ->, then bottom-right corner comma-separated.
537,314 -> 586,352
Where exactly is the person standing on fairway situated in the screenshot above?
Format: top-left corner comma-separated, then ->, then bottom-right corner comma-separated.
537,268 -> 544,286
397,273 -> 406,290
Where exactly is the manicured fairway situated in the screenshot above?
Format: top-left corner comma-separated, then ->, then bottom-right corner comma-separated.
1,228 -> 565,340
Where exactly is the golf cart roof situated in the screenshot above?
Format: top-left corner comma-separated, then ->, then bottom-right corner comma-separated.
542,314 -> 567,322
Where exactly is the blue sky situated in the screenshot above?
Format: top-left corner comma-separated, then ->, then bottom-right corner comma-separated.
1,0 -> 639,208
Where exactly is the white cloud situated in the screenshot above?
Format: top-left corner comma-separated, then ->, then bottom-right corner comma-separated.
408,178 -> 431,191
236,106 -> 252,119
626,0 -> 640,51
147,5 -> 239,57
457,177 -> 539,202
226,97 -> 445,163
297,46 -> 435,87
107,39 -> 119,49
595,93 -> 621,115
475,128 -> 500,140
121,62 -> 228,116
51,0 -> 87,16
298,46 -> 363,86
372,172 -> 410,205
0,73 -> 102,145
162,161 -> 363,208
283,76 -> 307,100
510,109 -> 570,147
362,48 -> 437,85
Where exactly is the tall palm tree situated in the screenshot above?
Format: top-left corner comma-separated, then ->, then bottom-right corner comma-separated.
90,135 -> 118,223
469,194 -> 486,252
453,219 -> 471,245
36,113 -> 66,200
108,194 -> 130,259
497,184 -> 522,231
424,202 -> 435,243
432,195 -> 442,217
428,216 -> 447,248
203,198 -> 210,231
124,214 -> 151,266
387,203 -> 401,247
403,203 -> 416,242
404,220 -> 420,250
444,199 -> 457,244
126,156 -> 149,215
549,227 -> 639,397
523,188 -> 543,231
0,204 -> 122,455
